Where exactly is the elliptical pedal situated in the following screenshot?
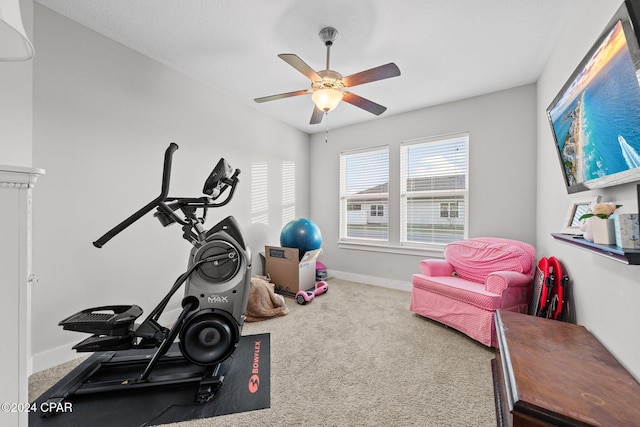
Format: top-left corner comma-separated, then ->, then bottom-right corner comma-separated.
72,334 -> 136,352
59,305 -> 143,336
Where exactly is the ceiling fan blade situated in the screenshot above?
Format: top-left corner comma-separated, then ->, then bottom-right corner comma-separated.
343,63 -> 401,88
254,89 -> 310,103
342,92 -> 387,115
310,106 -> 325,124
278,54 -> 322,81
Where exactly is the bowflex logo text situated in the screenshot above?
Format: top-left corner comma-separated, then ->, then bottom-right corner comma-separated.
248,340 -> 261,393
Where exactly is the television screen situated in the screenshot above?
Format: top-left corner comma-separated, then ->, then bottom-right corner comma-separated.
547,1 -> 640,193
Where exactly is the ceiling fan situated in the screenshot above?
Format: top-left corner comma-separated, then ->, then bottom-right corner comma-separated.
254,27 -> 401,124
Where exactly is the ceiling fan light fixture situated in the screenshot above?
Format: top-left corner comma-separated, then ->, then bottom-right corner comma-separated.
312,88 -> 343,112
0,0 -> 35,61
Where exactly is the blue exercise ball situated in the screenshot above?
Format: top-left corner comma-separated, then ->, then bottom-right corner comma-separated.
280,218 -> 322,257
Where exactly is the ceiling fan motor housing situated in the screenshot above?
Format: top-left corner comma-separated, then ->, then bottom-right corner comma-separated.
314,69 -> 344,90
319,27 -> 338,46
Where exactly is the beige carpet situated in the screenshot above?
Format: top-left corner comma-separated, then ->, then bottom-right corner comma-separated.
29,279 -> 497,426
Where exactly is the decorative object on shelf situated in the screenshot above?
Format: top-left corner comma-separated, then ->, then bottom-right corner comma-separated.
578,202 -> 622,220
561,196 -> 600,234
589,217 -> 617,244
612,213 -> 640,249
579,203 -> 622,243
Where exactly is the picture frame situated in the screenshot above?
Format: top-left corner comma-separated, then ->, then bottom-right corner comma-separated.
561,196 -> 601,234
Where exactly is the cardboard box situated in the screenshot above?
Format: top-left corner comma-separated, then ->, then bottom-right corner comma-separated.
613,213 -> 640,249
265,246 -> 322,296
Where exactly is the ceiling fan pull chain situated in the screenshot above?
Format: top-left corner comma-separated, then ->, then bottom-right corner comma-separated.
325,112 -> 330,143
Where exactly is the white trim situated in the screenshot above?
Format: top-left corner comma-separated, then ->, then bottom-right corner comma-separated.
330,270 -> 412,293
339,144 -> 390,156
0,165 -> 45,187
338,240 -> 444,258
30,342 -> 83,374
401,130 -> 470,146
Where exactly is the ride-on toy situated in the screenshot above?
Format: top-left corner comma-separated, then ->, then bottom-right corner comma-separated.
295,281 -> 328,305
44,143 -> 252,415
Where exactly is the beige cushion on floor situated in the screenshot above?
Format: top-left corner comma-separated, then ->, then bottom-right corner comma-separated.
245,277 -> 288,322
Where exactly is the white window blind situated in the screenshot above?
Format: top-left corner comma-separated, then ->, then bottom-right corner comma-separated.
340,146 -> 389,241
400,134 -> 468,245
282,161 -> 296,228
251,162 -> 268,224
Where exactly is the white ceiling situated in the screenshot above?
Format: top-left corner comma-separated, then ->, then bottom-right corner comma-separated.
34,0 -> 574,134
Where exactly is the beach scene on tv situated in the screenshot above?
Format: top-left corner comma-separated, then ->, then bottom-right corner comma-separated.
548,20 -> 640,187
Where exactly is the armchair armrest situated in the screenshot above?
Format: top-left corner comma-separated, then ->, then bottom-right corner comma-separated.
419,259 -> 455,277
485,270 -> 532,294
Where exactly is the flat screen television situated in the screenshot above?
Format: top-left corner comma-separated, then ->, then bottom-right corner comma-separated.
547,0 -> 640,193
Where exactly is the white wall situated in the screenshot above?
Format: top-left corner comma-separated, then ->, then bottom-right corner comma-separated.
536,0 -> 640,379
30,5 -> 309,371
309,84 -> 537,286
0,0 -> 33,167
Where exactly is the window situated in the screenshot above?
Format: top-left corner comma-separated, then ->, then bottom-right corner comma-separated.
340,146 -> 389,241
251,162 -> 268,224
370,204 -> 384,217
401,134 -> 468,245
440,202 -> 459,218
282,161 -> 295,228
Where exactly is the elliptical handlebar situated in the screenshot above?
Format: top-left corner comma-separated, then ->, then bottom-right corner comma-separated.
93,143 -> 179,248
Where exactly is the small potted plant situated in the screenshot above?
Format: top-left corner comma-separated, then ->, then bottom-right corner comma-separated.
579,203 -> 622,244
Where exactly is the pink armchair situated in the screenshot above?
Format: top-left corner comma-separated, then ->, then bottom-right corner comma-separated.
410,237 -> 535,347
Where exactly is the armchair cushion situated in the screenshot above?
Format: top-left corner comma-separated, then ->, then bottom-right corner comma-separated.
486,270 -> 533,294
412,274 -> 502,310
419,259 -> 455,277
444,237 -> 533,283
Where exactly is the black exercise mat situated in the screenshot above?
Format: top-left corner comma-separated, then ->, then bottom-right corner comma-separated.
29,333 -> 270,426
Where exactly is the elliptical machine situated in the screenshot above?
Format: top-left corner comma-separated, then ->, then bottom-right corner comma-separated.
47,143 -> 252,411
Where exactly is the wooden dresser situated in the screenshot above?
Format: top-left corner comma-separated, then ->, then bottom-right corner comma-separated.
492,310 -> 640,426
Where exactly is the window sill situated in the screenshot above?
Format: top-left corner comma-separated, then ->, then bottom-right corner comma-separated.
338,241 -> 444,258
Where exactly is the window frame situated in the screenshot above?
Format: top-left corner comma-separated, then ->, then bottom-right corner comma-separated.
400,132 -> 469,248
339,145 -> 390,243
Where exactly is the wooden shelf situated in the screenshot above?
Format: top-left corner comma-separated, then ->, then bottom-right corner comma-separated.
551,233 -> 640,264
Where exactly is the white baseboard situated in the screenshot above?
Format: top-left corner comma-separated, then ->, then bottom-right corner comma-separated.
30,307 -> 183,375
30,342 -> 83,375
329,270 -> 412,292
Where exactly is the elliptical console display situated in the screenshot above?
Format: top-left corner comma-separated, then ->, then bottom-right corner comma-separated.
52,143 -> 252,410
